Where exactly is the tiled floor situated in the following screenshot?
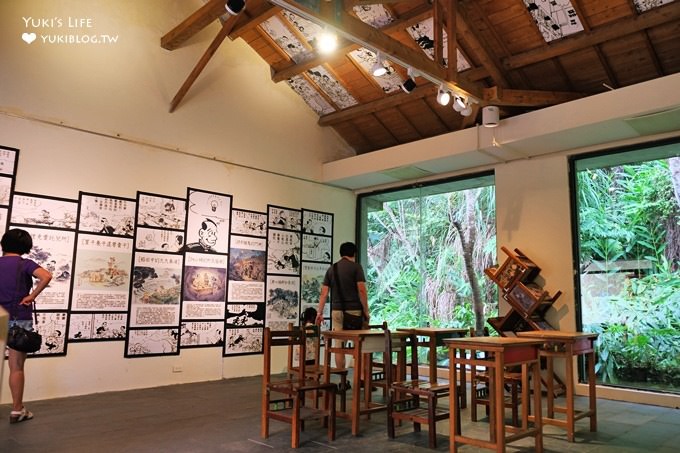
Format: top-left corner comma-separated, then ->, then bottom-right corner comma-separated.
1,376 -> 679,452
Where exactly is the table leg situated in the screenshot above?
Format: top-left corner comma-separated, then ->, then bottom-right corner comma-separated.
351,346 -> 361,436
588,350 -> 597,432
532,358 -> 543,453
493,353 -> 505,453
449,347 -> 459,453
546,355 -> 555,418
565,347 -> 575,442
429,337 -> 437,383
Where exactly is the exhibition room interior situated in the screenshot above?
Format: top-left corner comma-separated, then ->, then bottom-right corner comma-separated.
1,0 -> 679,451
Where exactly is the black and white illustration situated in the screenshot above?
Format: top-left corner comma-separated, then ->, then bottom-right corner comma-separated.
352,3 -> 394,28
182,252 -> 227,320
633,0 -> 674,12
0,176 -> 11,206
523,0 -> 583,42
180,321 -> 224,347
281,10 -> 322,44
71,234 -> 133,312
260,15 -> 310,63
126,328 -> 179,357
22,226 -> 76,310
267,229 -> 301,275
268,205 -> 301,231
231,209 -> 267,237
228,235 -> 266,302
135,227 -> 185,252
68,313 -> 127,341
10,193 -> 78,229
349,48 -> 402,94
302,209 -> 333,236
301,234 -> 331,262
265,275 -> 300,331
407,18 -> 471,71
306,66 -> 358,110
184,189 -> 231,254
286,75 -> 336,115
226,303 -> 265,328
33,311 -> 68,356
0,207 -> 7,237
224,327 -> 263,356
136,192 -> 186,230
301,262 -> 329,318
129,252 -> 183,327
0,146 -> 18,176
78,193 -> 136,236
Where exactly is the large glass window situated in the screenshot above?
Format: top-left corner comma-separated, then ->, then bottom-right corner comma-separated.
573,141 -> 680,394
358,173 -> 497,368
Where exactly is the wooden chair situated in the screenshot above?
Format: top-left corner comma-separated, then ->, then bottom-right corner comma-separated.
384,328 -> 453,449
262,326 -> 337,448
287,323 -> 349,412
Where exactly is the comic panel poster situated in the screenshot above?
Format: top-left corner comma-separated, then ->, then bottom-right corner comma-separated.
228,235 -> 266,302
180,321 -> 225,348
266,229 -> 301,275
68,313 -> 127,341
135,227 -> 185,253
10,193 -> 78,230
184,188 -> 231,254
0,175 -> 12,206
268,205 -> 301,231
231,209 -> 267,237
21,226 -> 76,310
265,275 -> 300,330
226,303 -> 265,328
71,234 -> 133,312
301,262 -> 329,318
301,233 -> 332,263
301,209 -> 333,236
0,207 -> 7,237
78,193 -> 136,237
181,252 -> 227,320
33,311 -> 68,356
0,146 -> 18,176
136,192 -> 186,231
224,327 -> 263,356
129,252 -> 183,328
126,328 -> 179,357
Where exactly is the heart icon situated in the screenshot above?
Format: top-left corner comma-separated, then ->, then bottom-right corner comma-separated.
22,32 -> 37,44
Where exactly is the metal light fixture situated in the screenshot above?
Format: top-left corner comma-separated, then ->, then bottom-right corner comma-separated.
482,106 -> 500,127
225,0 -> 246,15
453,95 -> 466,112
372,52 -> 387,77
436,84 -> 451,106
316,29 -> 338,54
400,68 -> 417,93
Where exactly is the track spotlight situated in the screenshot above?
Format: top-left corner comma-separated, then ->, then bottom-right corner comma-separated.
453,95 -> 466,112
225,0 -> 245,15
372,52 -> 387,77
316,29 -> 338,54
436,84 -> 451,106
460,105 -> 473,117
400,68 -> 416,93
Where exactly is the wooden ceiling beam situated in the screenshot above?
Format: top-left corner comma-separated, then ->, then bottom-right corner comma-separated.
319,84 -> 438,126
503,1 -> 680,70
229,5 -> 281,39
483,86 -> 585,107
161,0 -> 227,50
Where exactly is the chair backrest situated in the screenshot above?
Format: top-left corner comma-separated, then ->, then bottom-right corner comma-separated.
264,326 -> 307,383
383,327 -> 416,384
287,322 -> 321,369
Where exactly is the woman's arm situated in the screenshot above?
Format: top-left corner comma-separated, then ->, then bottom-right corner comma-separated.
19,266 -> 53,306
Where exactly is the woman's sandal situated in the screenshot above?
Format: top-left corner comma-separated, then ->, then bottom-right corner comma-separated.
9,407 -> 33,424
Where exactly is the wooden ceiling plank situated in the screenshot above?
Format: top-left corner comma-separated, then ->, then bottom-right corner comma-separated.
434,0 -> 444,72
229,5 -> 281,39
446,0 -> 458,82
503,1 -> 680,70
594,45 -> 619,88
161,0 -> 227,50
483,86 -> 585,107
319,84 -> 437,126
169,18 -> 237,113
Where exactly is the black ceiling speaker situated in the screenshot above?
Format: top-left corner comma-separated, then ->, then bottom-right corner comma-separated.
226,0 -> 246,15
400,77 -> 416,93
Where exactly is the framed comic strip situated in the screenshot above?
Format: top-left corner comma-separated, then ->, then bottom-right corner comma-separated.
0,207 -> 7,237
128,252 -> 183,328
223,327 -> 263,356
181,252 -> 228,320
136,192 -> 186,231
78,192 -> 136,237
231,209 -> 267,237
267,205 -> 301,231
301,209 -> 333,236
70,234 -> 133,312
266,229 -> 301,275
125,327 -> 179,357
0,145 -> 19,177
184,188 -> 232,254
32,311 -> 68,356
10,192 -> 78,230
265,275 -> 300,331
301,262 -> 329,318
180,321 -> 225,348
228,235 -> 266,302
69,312 -> 127,341
0,175 -> 13,207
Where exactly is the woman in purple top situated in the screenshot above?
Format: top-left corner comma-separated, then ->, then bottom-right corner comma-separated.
1,229 -> 52,424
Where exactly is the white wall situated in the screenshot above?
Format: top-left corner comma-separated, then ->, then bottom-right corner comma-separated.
0,0 -> 357,403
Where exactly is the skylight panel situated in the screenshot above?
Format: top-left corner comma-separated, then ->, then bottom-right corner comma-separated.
286,75 -> 335,115
406,18 -> 471,71
352,4 -> 395,28
523,0 -> 584,42
306,66 -> 358,109
260,16 -> 310,63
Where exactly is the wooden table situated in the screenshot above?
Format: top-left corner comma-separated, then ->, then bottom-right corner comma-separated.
397,327 -> 469,408
322,329 -> 409,436
445,337 -> 544,453
517,330 -> 598,442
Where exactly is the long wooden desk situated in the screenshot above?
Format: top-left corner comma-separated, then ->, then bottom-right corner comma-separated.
517,330 -> 598,442
397,327 -> 469,408
445,336 -> 544,453
322,329 -> 409,436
